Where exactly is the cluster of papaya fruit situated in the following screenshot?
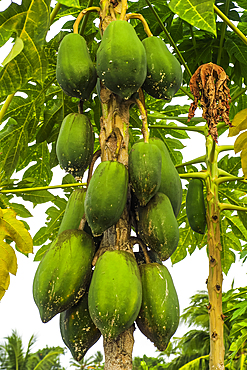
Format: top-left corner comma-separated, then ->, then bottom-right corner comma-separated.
32,17 -> 185,362
56,19 -> 182,104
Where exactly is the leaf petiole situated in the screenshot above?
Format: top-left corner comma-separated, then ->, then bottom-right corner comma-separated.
0,183 -> 87,194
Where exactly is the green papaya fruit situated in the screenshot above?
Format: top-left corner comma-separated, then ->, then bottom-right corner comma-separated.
58,189 -> 86,235
33,229 -> 95,323
186,179 -> 206,234
56,33 -> 97,100
142,36 -> 182,100
56,113 -> 94,178
129,142 -> 162,206
96,20 -> 147,100
85,161 -> 128,236
137,192 -> 179,261
88,250 -> 142,339
149,137 -> 182,217
60,291 -> 101,362
136,263 -> 179,351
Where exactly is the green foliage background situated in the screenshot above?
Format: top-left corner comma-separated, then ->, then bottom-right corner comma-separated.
0,0 -> 247,366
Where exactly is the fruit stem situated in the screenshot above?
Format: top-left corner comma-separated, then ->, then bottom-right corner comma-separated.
129,237 -> 151,264
120,0 -> 128,20
78,215 -> 87,230
0,183 -> 87,194
0,93 -> 15,123
87,149 -> 101,186
125,13 -> 153,37
175,154 -> 206,168
79,0 -> 96,35
73,7 -> 101,34
219,203 -> 247,212
135,98 -> 149,143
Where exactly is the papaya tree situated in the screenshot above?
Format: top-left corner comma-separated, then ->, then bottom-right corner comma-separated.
0,1 -> 247,370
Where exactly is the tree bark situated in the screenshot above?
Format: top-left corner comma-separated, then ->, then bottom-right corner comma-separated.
96,77 -> 135,369
206,138 -> 225,370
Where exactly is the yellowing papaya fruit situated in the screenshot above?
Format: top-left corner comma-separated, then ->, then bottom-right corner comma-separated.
56,33 -> 97,100
33,229 -> 95,323
88,250 -> 142,339
142,36 -> 182,100
60,291 -> 101,362
137,192 -> 179,261
96,20 -> 147,99
186,179 -> 206,234
84,161 -> 128,236
136,263 -> 179,351
129,142 -> 162,206
58,189 -> 86,235
56,113 -> 94,178
149,137 -> 182,217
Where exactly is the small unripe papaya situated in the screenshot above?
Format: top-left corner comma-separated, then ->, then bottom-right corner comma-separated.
33,229 -> 95,323
137,192 -> 179,261
136,263 -> 179,351
60,292 -> 101,362
58,189 -> 86,235
88,250 -> 142,339
56,33 -> 97,100
129,142 -> 162,206
96,20 -> 147,99
186,179 -> 206,234
56,113 -> 94,178
85,161 -> 128,236
142,36 -> 182,100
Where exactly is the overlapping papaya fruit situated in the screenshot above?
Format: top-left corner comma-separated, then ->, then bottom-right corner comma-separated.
33,16 -> 185,361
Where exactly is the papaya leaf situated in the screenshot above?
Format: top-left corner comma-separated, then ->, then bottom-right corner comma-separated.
22,142 -> 53,186
10,203 -> 33,218
234,131 -> 247,154
168,0 -> 216,36
0,118 -> 21,180
33,242 -> 51,262
57,0 -> 81,7
0,0 -> 50,96
230,301 -> 247,321
218,154 -> 242,177
225,213 -> 247,242
33,196 -> 67,246
225,37 -> 247,78
2,36 -> 24,66
36,90 -> 64,144
229,108 -> 247,137
228,329 -> 247,361
0,208 -> 33,299
240,147 -> 247,180
20,190 -> 55,205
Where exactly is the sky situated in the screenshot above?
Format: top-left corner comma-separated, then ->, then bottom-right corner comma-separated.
1,1 -> 247,368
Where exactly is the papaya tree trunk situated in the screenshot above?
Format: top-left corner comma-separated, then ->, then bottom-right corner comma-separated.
98,82 -> 134,368
206,137 -> 225,370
